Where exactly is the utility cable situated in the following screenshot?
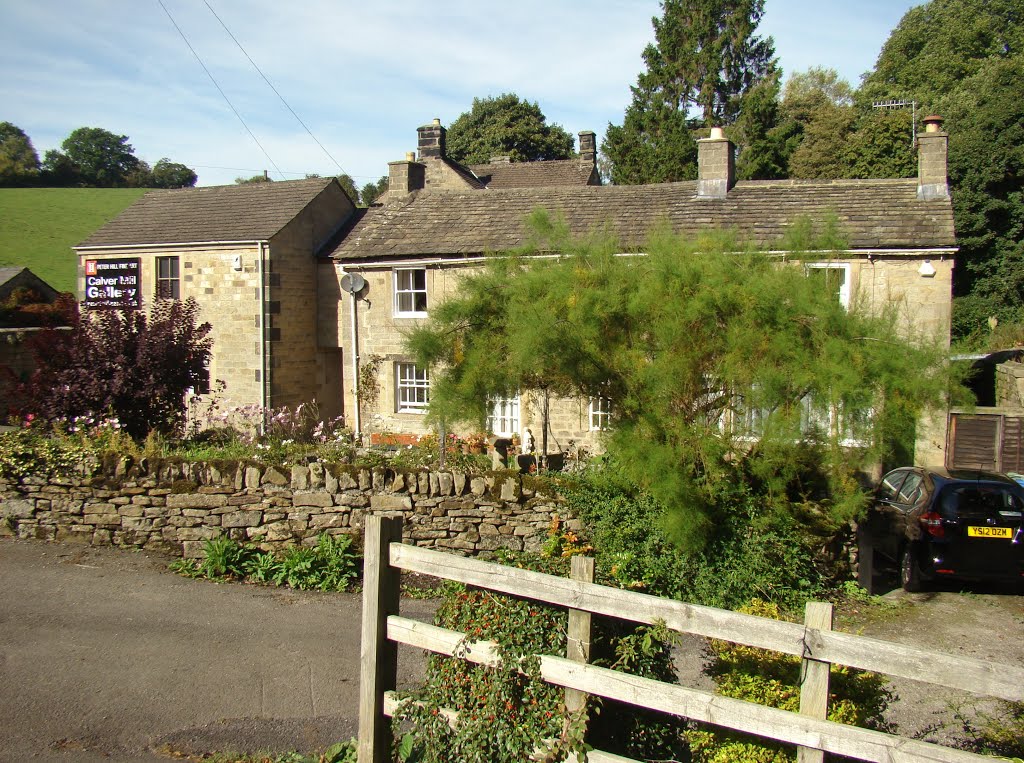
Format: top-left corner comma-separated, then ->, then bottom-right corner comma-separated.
202,0 -> 349,178
156,0 -> 286,180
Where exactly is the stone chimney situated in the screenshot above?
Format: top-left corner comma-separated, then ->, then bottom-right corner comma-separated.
387,151 -> 425,199
697,127 -> 734,198
579,130 -> 596,167
917,115 -> 949,200
417,118 -> 447,160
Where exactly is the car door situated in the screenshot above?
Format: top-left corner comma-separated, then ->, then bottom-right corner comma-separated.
935,483 -> 1024,580
868,469 -> 914,561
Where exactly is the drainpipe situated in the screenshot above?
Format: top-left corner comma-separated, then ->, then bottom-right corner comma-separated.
350,287 -> 361,437
258,242 -> 269,432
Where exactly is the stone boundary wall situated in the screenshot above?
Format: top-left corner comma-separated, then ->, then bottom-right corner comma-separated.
0,459 -> 565,558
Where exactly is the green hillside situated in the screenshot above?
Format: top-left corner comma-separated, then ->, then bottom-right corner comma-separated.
0,188 -> 146,294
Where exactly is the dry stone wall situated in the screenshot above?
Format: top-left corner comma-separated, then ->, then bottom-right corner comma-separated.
0,459 -> 564,558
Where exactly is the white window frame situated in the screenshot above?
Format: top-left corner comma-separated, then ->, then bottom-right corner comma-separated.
805,262 -> 851,308
395,362 -> 429,413
589,396 -> 613,431
487,395 -> 520,437
394,268 -> 427,317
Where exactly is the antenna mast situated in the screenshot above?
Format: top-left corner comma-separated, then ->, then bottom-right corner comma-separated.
871,99 -> 917,146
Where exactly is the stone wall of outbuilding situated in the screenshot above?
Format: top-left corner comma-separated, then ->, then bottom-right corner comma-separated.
0,459 -> 564,558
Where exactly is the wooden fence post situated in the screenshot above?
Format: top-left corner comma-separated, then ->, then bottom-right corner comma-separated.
797,601 -> 833,763
565,555 -> 595,763
358,515 -> 404,763
566,555 -> 595,714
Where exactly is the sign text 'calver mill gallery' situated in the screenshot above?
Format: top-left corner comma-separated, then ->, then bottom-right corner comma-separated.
84,258 -> 140,309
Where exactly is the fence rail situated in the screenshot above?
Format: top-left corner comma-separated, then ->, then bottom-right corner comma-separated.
358,516 -> 1020,763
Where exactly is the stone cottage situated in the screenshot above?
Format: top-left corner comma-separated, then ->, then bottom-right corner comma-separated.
74,118 -> 957,464
323,117 -> 956,462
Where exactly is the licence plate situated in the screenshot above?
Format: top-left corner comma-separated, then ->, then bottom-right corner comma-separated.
967,526 -> 1014,539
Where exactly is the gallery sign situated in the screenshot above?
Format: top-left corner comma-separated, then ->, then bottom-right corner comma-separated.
84,258 -> 141,309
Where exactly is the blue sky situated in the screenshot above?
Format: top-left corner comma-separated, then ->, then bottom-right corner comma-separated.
0,1 -> 922,188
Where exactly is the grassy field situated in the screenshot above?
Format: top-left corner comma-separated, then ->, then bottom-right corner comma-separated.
0,188 -> 146,294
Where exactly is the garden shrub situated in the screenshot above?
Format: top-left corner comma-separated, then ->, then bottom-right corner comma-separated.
558,468 -> 829,612
10,298 -> 212,439
0,416 -> 131,480
392,551 -> 689,763
684,600 -> 893,763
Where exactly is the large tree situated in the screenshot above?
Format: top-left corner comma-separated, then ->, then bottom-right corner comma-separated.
602,0 -> 776,184
360,175 -> 388,206
47,127 -> 142,187
445,93 -> 574,165
860,0 -> 1024,110
860,0 -> 1024,339
406,214 -> 953,550
150,158 -> 198,188
939,55 -> 1024,338
0,122 -> 40,186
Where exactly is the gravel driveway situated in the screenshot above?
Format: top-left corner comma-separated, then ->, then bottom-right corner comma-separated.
0,538 -> 433,762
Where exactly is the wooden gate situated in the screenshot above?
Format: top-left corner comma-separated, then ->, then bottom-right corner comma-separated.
947,409 -> 1024,472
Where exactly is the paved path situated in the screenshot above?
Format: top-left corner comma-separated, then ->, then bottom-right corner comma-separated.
0,538 -> 432,762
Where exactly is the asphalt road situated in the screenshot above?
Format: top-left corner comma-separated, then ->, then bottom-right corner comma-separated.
0,538 -> 433,762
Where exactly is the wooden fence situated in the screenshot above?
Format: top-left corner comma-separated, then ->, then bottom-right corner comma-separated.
357,516 -> 1024,763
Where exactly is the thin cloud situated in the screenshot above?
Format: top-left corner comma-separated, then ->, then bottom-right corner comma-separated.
1,0 -> 920,187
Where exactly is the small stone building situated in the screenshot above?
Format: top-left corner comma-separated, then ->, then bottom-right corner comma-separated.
0,267 -> 66,410
0,267 -> 62,305
74,178 -> 356,419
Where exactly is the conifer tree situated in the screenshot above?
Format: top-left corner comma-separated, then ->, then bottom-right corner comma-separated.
602,0 -> 776,184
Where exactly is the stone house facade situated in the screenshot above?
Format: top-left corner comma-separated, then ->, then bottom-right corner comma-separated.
324,118 -> 956,462
74,178 -> 356,420
73,118 -> 957,464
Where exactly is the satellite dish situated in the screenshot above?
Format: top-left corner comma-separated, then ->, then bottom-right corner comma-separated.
340,272 -> 365,294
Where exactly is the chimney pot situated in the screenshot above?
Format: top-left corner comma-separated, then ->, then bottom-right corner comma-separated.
923,115 -> 944,133
406,151 -> 415,161
432,118 -> 441,126
709,126 -> 725,140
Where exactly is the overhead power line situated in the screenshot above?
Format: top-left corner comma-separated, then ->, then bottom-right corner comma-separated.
192,164 -> 382,181
202,0 -> 349,178
156,0 -> 286,180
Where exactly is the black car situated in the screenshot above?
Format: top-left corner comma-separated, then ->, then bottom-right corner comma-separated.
859,467 -> 1024,592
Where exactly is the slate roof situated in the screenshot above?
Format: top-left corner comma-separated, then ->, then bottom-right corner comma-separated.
469,159 -> 599,189
0,267 -> 24,286
0,267 -> 61,302
77,177 -> 340,248
327,178 -> 956,262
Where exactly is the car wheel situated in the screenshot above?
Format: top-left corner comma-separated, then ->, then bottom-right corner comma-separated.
900,544 -> 923,593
